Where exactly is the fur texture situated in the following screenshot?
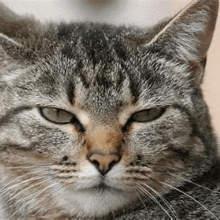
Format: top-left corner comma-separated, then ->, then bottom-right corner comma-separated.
0,0 -> 219,219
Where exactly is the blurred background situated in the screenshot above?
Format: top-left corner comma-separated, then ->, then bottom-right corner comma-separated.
0,0 -> 220,149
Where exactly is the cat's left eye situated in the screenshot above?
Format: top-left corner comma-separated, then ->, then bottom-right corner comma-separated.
131,108 -> 165,123
40,107 -> 74,124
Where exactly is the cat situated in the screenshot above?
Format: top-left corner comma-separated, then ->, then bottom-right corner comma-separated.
0,0 -> 219,219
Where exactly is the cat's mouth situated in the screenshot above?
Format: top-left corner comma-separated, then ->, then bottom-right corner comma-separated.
94,183 -> 122,191
79,182 -> 124,194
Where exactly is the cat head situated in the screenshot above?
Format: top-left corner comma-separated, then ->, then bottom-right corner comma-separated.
0,0 -> 219,218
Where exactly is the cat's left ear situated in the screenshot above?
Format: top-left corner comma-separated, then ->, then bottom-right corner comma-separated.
0,33 -> 33,67
146,0 -> 219,84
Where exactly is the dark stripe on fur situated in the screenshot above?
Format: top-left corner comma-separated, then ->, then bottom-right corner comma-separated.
173,103 -> 217,162
0,106 -> 32,125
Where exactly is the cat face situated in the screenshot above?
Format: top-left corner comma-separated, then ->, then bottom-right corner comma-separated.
0,0 -> 218,219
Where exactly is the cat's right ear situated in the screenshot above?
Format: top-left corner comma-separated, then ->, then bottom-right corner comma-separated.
0,33 -> 23,61
0,35 -> 26,86
0,3 -> 29,63
0,3 -> 42,63
0,32 -> 36,64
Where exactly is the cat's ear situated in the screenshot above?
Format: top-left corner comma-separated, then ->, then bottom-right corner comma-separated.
0,33 -> 22,58
0,3 -> 31,63
146,0 -> 219,84
0,3 -> 49,63
0,33 -> 35,66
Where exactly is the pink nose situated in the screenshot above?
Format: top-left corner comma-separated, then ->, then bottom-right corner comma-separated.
88,152 -> 120,175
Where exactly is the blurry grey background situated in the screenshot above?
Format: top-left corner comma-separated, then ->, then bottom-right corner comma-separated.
0,0 -> 172,26
0,0 -> 220,149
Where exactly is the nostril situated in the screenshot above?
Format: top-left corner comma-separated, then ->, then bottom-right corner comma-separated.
62,156 -> 69,161
91,159 -> 100,170
109,160 -> 118,171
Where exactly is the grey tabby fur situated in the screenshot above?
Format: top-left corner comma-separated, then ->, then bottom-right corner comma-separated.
0,0 -> 219,219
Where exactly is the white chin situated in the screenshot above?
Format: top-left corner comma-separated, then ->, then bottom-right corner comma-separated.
56,186 -> 136,218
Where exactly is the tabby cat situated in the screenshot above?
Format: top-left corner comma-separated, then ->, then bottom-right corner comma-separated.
0,0 -> 219,219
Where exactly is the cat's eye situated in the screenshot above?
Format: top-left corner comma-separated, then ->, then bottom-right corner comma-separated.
40,107 -> 75,124
131,108 -> 165,123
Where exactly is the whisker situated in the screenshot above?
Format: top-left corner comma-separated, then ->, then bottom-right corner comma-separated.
137,183 -> 173,220
0,176 -> 45,197
170,173 -> 220,195
158,180 -> 219,220
0,164 -> 53,170
110,207 -> 116,219
0,167 -> 56,189
134,187 -> 148,211
145,162 -> 219,193
143,162 -> 182,171
0,171 -> 42,192
138,181 -> 178,220
0,177 -> 50,215
12,182 -> 59,218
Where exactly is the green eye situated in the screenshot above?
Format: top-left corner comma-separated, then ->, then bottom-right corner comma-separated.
131,108 -> 165,123
40,107 -> 74,124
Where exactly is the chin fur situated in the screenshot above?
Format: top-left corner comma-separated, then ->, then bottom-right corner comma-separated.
53,186 -> 137,218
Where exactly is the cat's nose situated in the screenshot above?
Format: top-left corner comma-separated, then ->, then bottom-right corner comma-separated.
88,152 -> 121,175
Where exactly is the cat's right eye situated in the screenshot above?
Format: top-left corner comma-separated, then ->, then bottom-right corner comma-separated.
40,107 -> 75,124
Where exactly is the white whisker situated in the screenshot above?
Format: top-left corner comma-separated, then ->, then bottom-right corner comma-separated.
134,188 -> 148,210
0,171 -> 42,192
0,164 -> 53,170
110,207 -> 116,218
0,176 -> 44,197
158,180 -> 218,220
12,182 -> 59,218
137,183 -> 173,220
0,178 -> 49,215
138,181 -> 178,220
170,173 -> 220,195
